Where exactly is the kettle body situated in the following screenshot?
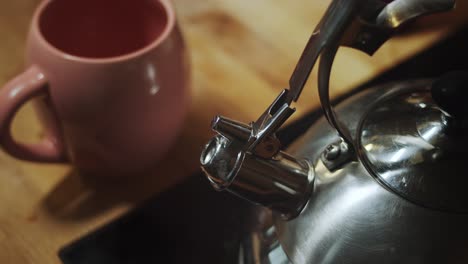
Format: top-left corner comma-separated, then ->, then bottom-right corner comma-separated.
266,80 -> 468,264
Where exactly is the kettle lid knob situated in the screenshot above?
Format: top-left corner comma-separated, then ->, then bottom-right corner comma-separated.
432,70 -> 468,120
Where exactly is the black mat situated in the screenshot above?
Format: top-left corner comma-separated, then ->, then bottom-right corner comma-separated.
59,24 -> 468,264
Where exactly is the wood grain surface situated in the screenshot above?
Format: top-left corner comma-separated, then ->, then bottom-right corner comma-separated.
0,0 -> 467,263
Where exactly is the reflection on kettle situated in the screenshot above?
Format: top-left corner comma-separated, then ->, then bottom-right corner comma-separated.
201,0 -> 468,263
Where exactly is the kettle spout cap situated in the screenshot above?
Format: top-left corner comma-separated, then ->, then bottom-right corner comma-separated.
201,116 -> 315,218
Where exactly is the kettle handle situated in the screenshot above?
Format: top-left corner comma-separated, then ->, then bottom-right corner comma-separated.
294,0 -> 458,154
317,44 -> 355,149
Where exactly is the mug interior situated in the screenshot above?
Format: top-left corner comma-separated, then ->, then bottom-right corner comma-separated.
38,0 -> 168,59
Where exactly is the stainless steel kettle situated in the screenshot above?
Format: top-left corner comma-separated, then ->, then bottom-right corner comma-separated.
200,0 -> 468,263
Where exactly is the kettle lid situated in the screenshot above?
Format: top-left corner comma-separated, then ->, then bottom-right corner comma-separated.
359,73 -> 468,212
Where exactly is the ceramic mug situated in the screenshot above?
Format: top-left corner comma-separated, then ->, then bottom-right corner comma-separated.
0,0 -> 190,177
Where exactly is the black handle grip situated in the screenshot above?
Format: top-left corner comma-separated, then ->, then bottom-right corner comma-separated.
431,71 -> 468,120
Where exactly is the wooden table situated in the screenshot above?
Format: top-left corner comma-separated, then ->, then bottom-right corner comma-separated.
0,0 -> 467,263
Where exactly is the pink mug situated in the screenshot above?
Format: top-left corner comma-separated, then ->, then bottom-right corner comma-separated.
0,0 -> 190,177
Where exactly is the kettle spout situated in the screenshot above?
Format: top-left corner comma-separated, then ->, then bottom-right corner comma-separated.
200,116 -> 315,219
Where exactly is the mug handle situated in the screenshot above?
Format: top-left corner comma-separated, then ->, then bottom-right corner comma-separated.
0,65 -> 67,162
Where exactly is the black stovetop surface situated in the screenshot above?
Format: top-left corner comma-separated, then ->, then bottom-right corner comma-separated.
59,25 -> 468,264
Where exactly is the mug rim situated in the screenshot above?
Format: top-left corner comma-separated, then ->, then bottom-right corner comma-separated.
32,0 -> 176,64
